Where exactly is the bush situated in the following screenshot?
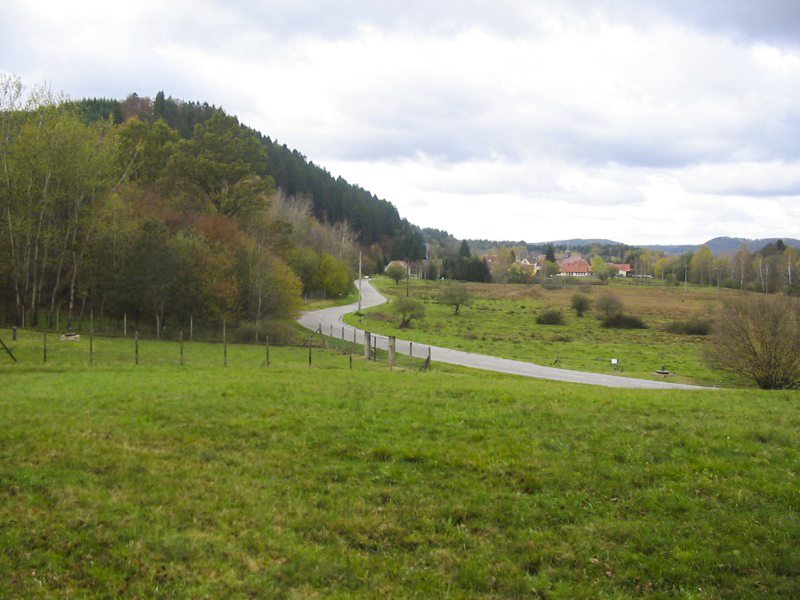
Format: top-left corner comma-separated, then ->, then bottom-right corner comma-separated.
232,320 -> 300,345
536,309 -> 565,325
540,279 -> 563,290
571,293 -> 592,317
708,294 -> 800,389
666,318 -> 713,336
596,292 -> 624,317
601,313 -> 646,329
393,297 -> 426,328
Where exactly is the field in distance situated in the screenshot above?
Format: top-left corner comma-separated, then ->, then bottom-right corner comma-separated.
1,333 -> 799,597
347,277 -> 746,387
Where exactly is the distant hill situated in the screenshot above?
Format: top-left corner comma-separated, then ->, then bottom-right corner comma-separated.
530,238 -> 621,247
644,237 -> 800,256
473,236 -> 800,258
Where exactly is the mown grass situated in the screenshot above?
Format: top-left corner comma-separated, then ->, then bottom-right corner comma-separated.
347,278 -> 746,387
1,332 -> 799,598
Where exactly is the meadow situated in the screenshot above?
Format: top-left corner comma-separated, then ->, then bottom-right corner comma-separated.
1,329 -> 799,598
346,278 -> 749,388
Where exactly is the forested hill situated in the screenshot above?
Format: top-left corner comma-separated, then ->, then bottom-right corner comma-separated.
258,135 -> 422,253
74,93 -> 425,257
0,82 -> 423,335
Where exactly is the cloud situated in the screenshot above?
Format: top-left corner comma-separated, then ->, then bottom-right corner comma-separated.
679,160 -> 800,197
2,0 -> 800,245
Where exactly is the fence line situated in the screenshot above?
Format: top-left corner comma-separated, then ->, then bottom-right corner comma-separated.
0,326 -> 432,372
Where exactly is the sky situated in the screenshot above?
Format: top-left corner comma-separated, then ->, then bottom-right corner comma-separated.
3,0 -> 800,245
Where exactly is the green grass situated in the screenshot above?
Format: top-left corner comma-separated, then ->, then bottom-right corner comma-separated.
347,278 -> 746,387
1,333 -> 799,597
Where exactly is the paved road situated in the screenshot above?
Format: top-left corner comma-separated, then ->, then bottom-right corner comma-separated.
298,279 -> 709,390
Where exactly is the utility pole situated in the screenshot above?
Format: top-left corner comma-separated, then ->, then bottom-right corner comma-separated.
684,259 -> 688,293
406,258 -> 410,297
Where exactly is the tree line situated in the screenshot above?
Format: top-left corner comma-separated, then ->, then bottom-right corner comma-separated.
0,77 -> 425,337
618,240 -> 800,294
466,236 -> 800,293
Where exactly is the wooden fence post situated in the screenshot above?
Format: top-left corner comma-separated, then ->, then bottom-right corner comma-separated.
89,310 -> 94,366
388,336 -> 396,369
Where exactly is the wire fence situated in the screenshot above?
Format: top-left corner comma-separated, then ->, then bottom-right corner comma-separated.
0,325 -> 433,373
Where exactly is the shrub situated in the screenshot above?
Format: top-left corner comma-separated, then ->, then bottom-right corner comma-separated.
601,313 -> 646,329
540,279 -> 563,290
393,297 -> 425,328
232,320 -> 301,345
571,293 -> 592,317
596,292 -> 624,317
708,294 -> 800,389
536,309 -> 565,325
666,318 -> 713,336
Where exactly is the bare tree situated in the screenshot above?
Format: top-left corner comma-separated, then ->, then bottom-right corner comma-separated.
708,294 -> 800,389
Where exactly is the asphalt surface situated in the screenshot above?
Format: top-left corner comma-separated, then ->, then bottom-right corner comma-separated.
298,279 -> 709,390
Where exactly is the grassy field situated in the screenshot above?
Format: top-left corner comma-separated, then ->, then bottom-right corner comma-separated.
1,331 -> 799,598
345,278 -> 748,388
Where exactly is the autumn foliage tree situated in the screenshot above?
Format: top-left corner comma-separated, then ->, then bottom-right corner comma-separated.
0,77 -> 363,338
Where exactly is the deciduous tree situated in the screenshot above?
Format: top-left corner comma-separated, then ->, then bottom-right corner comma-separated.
439,282 -> 472,315
385,262 -> 407,285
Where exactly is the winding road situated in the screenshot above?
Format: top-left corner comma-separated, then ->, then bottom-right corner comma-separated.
298,279 -> 708,390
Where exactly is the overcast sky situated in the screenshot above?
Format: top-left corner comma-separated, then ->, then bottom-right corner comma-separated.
3,1 -> 800,245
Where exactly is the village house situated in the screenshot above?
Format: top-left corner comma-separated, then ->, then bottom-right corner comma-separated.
556,253 -> 592,277
519,257 -> 540,274
608,263 -> 633,277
